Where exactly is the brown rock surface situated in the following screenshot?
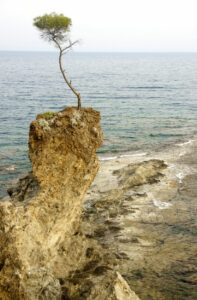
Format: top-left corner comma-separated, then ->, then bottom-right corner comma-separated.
0,107 -> 139,300
0,107 -> 103,299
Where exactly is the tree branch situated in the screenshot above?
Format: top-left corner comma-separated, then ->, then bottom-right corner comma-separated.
62,40 -> 79,53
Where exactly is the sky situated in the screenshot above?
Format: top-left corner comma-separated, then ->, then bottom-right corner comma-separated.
0,0 -> 196,52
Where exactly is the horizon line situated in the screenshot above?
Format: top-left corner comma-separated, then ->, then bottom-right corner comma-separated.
0,50 -> 197,54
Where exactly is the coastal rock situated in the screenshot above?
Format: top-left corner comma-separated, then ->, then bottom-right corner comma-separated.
7,171 -> 40,203
82,141 -> 197,300
0,107 -> 103,299
114,272 -> 141,300
61,269 -> 140,300
0,107 -> 139,300
81,271 -> 140,300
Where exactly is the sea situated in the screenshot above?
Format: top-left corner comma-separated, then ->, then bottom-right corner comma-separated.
0,51 -> 197,198
0,51 -> 197,299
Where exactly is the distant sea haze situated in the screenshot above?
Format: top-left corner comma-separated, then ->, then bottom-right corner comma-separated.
0,52 -> 197,197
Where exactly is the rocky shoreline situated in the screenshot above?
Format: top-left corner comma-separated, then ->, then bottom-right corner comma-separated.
81,138 -> 197,300
0,107 -> 196,299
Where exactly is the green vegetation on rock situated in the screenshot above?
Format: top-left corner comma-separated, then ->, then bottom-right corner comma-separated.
43,111 -> 55,119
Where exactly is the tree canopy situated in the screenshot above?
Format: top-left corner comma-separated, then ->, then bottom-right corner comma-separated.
33,13 -> 72,42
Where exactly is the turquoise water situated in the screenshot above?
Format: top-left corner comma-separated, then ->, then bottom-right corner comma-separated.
0,52 -> 197,198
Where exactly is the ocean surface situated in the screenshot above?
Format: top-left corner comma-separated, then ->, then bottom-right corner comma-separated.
0,51 -> 197,198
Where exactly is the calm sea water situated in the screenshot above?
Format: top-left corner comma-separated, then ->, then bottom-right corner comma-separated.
0,51 -> 197,198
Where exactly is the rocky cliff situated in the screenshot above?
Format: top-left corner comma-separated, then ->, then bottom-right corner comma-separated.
0,107 -> 139,300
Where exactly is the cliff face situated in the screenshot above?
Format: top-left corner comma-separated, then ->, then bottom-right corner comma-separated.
0,107 -> 140,300
0,107 -> 103,299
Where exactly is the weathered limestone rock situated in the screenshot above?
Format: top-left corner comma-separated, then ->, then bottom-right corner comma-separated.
0,107 -> 140,300
0,107 -> 103,299
114,272 -> 141,300
71,271 -> 140,300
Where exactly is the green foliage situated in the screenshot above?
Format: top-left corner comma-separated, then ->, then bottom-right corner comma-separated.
43,111 -> 55,119
33,13 -> 72,42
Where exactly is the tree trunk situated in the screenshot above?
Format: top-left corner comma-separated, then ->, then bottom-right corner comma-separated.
59,50 -> 82,110
77,93 -> 81,110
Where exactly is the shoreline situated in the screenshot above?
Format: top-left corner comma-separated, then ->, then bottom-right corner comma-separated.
82,137 -> 197,299
95,137 -> 197,193
1,135 -> 197,200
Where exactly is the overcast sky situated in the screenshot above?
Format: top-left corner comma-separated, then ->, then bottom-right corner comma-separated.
0,0 -> 196,52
